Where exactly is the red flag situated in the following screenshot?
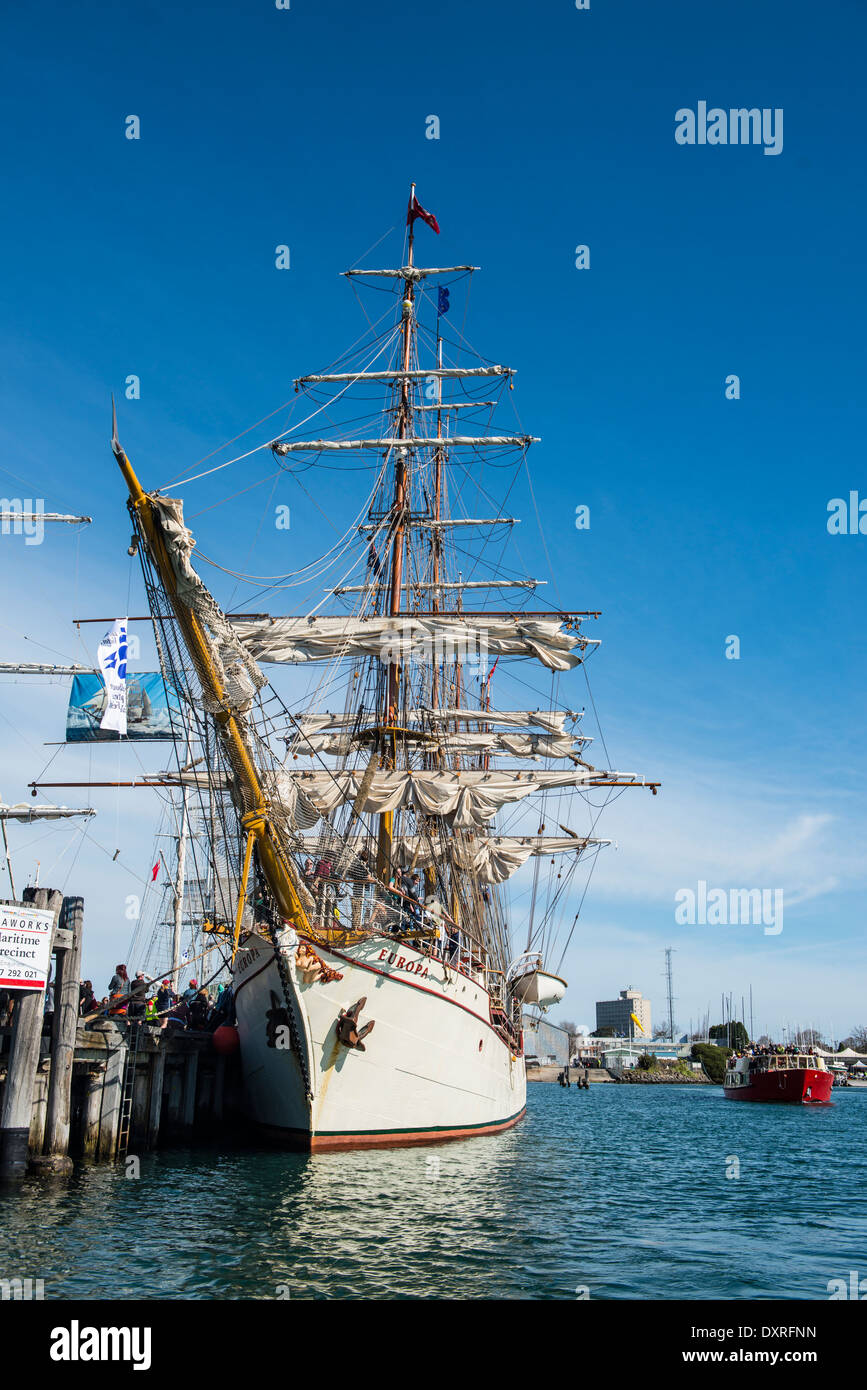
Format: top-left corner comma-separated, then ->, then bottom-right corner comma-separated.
151,861 -> 160,882
407,194 -> 440,236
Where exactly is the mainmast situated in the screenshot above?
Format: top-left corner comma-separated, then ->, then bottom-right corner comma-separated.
377,183 -> 417,876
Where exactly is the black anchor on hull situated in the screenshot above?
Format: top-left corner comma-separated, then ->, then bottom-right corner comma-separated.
336,996 -> 375,1051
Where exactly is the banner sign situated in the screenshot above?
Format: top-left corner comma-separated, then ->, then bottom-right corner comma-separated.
0,905 -> 54,990
66,673 -> 181,742
96,618 -> 128,735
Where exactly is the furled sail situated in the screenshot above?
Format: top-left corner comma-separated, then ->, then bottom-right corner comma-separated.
288,729 -> 586,760
276,766 -> 617,830
295,366 -> 513,385
291,709 -> 581,735
271,435 -> 537,453
0,803 -> 96,821
150,495 -> 267,713
234,615 -> 586,671
296,833 -> 606,885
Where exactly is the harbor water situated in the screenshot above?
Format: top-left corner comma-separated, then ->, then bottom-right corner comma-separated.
3,1083 -> 864,1301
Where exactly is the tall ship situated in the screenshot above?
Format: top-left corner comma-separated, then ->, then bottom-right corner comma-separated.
110,187 -> 657,1150
723,1052 -> 833,1104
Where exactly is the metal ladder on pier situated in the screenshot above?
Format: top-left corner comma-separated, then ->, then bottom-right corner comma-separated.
116,1021 -> 143,1160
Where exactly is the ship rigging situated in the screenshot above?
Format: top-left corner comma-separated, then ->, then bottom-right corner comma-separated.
27,187 -> 658,1148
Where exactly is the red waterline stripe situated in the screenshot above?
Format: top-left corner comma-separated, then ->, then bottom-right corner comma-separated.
261,1106 -> 527,1152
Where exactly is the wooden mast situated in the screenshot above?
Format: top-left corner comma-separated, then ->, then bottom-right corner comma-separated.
424,334 -> 445,902
377,184 -> 417,878
430,335 -> 444,697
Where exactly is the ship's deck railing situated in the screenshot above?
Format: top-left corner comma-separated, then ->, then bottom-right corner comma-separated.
282,870 -> 524,1047
299,869 -> 495,981
302,867 -> 487,950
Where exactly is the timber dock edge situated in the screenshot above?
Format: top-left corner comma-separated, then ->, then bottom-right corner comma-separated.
0,888 -> 243,1177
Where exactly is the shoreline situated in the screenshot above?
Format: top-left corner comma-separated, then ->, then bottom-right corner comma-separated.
527,1064 -> 712,1086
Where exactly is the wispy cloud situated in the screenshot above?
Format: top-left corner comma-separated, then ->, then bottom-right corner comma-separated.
584,762 -> 865,912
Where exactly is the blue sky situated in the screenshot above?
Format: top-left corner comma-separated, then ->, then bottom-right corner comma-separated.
0,0 -> 864,1040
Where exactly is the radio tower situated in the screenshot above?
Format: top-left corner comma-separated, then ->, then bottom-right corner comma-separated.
664,948 -> 676,1041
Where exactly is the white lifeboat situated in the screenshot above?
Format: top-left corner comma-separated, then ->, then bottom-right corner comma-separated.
507,952 -> 568,1009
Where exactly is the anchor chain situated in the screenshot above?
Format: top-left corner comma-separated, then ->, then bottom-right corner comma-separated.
255,860 -> 313,1100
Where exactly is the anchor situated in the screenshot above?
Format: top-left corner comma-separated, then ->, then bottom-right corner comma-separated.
336,996 -> 375,1051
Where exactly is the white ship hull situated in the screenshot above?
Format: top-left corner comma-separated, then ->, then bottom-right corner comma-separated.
233,930 -> 526,1150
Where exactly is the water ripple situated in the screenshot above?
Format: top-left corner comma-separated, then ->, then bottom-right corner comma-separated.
0,1084 -> 863,1300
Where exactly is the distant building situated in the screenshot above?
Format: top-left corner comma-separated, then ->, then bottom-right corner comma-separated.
595,987 -> 652,1039
523,1014 -> 570,1066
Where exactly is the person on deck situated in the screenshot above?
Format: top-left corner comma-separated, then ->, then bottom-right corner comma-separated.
209,982 -> 235,1028
314,857 -> 333,913
386,873 -> 405,934
424,897 -> 447,955
188,990 -> 210,1030
127,978 -> 148,1025
79,980 -> 97,1015
182,978 -> 199,1005
165,998 -> 190,1033
405,873 -> 423,922
156,980 -> 174,1015
108,964 -> 130,997
347,848 -> 373,931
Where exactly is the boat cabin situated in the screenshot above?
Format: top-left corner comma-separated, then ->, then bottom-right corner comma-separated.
724,1054 -> 827,1087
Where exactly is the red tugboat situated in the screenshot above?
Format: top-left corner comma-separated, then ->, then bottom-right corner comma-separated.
723,1051 -> 833,1104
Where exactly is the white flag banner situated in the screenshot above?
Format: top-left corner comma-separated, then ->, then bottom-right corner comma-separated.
97,618 -> 128,736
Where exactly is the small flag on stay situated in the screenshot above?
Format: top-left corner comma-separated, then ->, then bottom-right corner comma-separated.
151,861 -> 160,882
437,287 -> 450,315
407,194 -> 440,235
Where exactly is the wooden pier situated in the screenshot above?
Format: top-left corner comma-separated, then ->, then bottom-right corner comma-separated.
0,888 -> 241,1177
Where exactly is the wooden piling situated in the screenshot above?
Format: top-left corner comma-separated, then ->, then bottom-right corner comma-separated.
95,1025 -> 126,1162
182,1050 -> 198,1129
41,896 -> 84,1171
81,1064 -> 105,1159
213,1054 -> 225,1123
165,1065 -> 182,1129
0,888 -> 62,1178
146,1046 -> 166,1148
28,1062 -> 51,1153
